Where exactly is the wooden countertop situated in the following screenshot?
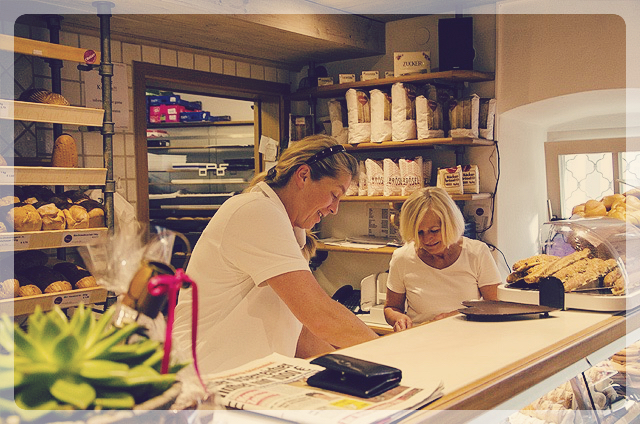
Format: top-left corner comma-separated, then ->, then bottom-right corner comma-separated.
335,307 -> 638,420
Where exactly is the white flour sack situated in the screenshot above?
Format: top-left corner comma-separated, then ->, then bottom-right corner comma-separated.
328,98 -> 349,144
399,157 -> 423,196
346,89 -> 371,144
391,83 -> 417,141
383,158 -> 402,196
416,95 -> 444,139
365,159 -> 384,196
370,89 -> 392,143
449,94 -> 480,138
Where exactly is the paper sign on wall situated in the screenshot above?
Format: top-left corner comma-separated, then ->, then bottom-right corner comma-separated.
84,62 -> 129,130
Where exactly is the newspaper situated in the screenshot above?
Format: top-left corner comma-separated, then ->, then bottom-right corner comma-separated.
201,353 -> 444,424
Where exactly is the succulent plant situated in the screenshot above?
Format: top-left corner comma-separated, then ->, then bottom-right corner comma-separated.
0,304 -> 185,420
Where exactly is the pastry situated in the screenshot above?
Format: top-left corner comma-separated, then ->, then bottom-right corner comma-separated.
34,201 -> 66,231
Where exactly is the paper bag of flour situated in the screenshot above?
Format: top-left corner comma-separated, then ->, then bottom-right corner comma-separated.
365,159 -> 384,196
346,89 -> 371,144
391,83 -> 417,141
449,94 -> 480,138
399,157 -> 423,196
370,89 -> 392,143
437,166 -> 464,195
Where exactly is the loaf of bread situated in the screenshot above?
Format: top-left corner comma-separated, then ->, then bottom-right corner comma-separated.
52,262 -> 97,289
61,204 -> 89,229
18,265 -> 71,293
7,203 -> 42,232
34,201 -> 66,231
77,199 -> 105,228
18,88 -> 70,106
51,134 -> 78,168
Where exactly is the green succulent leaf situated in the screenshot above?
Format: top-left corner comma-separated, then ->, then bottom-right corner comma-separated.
13,325 -> 51,363
92,390 -> 136,410
51,332 -> 80,366
50,375 -> 96,410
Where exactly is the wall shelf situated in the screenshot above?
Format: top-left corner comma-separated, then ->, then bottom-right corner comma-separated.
0,166 -> 107,186
0,99 -> 105,127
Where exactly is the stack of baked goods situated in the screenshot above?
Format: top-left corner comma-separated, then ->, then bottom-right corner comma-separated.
507,249 -> 624,295
571,190 -> 640,225
0,250 -> 98,299
0,187 -> 105,232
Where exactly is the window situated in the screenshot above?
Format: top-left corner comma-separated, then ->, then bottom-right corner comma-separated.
545,138 -> 638,219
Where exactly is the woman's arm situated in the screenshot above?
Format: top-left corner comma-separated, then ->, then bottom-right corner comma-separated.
479,283 -> 499,301
384,289 -> 413,332
267,270 -> 378,351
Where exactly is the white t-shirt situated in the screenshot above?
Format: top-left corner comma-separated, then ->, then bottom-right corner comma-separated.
386,238 -> 502,324
173,182 -> 310,374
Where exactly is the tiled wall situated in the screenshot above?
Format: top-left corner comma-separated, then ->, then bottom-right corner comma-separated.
11,22 -> 293,214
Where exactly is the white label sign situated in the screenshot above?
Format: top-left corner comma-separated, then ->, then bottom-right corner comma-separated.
84,62 -> 129,130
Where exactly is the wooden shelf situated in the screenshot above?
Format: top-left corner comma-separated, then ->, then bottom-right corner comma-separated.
0,166 -> 107,186
1,34 -> 101,64
0,99 -> 104,127
316,242 -> 397,255
342,193 -> 493,202
148,120 -> 253,129
0,228 -> 108,252
289,70 -> 495,100
343,137 -> 495,152
0,287 -> 108,317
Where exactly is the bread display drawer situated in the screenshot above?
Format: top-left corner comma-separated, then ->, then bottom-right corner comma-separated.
498,217 -> 640,311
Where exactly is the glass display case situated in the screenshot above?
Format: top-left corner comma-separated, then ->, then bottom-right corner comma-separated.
498,217 -> 640,311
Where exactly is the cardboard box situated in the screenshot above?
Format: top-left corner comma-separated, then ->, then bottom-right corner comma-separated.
394,51 -> 431,76
317,77 -> 334,86
339,74 -> 356,84
361,71 -> 379,81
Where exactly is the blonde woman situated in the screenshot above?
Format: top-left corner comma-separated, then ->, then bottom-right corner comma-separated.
384,187 -> 501,332
174,135 -> 377,374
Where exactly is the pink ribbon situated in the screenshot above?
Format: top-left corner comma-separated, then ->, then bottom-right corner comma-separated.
148,269 -> 207,392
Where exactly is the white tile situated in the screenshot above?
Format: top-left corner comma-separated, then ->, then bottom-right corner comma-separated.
160,49 -> 178,67
142,45 -> 160,64
223,59 -> 236,76
194,55 -> 210,72
178,51 -> 194,69
122,43 -> 142,64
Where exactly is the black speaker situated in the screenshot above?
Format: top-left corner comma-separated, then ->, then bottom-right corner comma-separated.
438,17 -> 475,71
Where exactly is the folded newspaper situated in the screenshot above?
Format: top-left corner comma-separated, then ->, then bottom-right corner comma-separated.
194,353 -> 444,424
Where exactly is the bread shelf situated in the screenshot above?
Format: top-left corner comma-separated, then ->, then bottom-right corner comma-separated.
0,34 -> 101,64
0,166 -> 107,186
0,228 -> 108,252
289,70 -> 495,100
344,137 -> 495,151
0,287 -> 108,317
0,99 -> 104,127
342,193 -> 493,202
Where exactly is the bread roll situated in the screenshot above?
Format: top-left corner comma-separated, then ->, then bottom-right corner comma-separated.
34,201 -> 65,231
62,204 -> 89,229
51,134 -> 78,168
584,199 -> 607,217
7,203 -> 42,232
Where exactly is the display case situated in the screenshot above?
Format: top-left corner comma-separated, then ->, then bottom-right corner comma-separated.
498,217 -> 640,311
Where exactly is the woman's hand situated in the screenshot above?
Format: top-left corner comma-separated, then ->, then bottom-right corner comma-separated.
392,315 -> 413,332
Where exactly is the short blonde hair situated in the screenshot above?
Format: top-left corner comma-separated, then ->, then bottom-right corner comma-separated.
248,135 -> 358,189
398,187 -> 465,250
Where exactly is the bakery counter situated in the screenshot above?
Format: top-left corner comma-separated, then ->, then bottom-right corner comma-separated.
335,306 -> 639,422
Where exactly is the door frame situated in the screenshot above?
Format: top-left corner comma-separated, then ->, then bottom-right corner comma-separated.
132,61 -> 290,225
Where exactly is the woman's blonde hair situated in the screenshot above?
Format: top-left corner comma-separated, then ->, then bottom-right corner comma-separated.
248,134 -> 358,189
398,187 -> 465,250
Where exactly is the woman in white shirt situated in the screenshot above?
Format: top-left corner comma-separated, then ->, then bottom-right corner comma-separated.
384,187 -> 501,332
174,135 -> 377,375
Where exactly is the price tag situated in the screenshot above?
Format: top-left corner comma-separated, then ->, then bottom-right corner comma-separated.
52,292 -> 91,308
61,231 -> 102,247
0,233 -> 30,250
